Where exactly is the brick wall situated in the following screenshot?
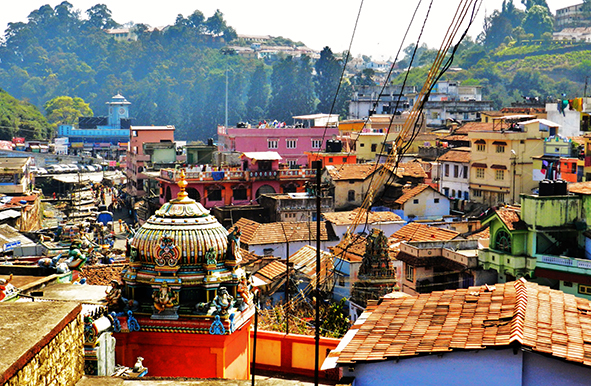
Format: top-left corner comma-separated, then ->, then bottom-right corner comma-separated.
4,315 -> 84,386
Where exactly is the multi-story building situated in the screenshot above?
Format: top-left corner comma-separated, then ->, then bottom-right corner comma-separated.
407,80 -> 494,126
157,151 -> 317,209
438,147 -> 471,200
126,125 -> 175,197
217,114 -> 339,167
468,118 -> 548,206
555,3 -> 589,29
348,85 -> 414,119
57,94 -> 132,150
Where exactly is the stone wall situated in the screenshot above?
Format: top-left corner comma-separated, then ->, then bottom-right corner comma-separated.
5,315 -> 84,386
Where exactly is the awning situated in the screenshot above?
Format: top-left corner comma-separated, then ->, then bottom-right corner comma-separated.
0,209 -> 21,220
241,151 -> 283,161
492,141 -> 507,146
472,163 -> 487,168
474,139 -> 486,144
491,164 -> 508,170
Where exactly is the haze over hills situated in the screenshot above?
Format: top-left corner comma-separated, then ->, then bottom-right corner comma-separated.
0,1 -> 589,141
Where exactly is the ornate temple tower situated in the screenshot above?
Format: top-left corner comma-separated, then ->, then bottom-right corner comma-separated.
114,170 -> 254,378
351,229 -> 399,308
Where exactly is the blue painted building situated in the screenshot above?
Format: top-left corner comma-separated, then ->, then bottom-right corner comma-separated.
57,94 -> 132,149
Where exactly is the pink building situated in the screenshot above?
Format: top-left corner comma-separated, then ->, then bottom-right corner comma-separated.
217,114 -> 340,167
157,152 -> 316,209
126,125 -> 175,196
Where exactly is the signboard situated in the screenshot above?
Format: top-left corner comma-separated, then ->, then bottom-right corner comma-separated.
3,240 -> 21,252
12,137 -> 25,144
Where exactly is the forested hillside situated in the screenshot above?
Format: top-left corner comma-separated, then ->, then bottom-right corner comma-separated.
0,3 -> 350,141
0,88 -> 50,140
1,1 -> 591,142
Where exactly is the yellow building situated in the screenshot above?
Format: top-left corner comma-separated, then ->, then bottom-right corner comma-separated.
468,119 -> 548,206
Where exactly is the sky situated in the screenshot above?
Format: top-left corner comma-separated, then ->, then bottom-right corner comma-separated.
0,0 -> 583,60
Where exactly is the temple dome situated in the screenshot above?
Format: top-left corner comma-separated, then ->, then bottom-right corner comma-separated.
130,172 -> 229,268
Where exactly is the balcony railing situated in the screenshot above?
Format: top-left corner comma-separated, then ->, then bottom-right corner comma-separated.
159,168 -> 316,182
538,254 -> 591,270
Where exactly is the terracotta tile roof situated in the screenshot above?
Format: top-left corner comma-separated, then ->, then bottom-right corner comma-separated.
239,248 -> 261,264
323,209 -> 402,226
330,235 -> 367,263
325,163 -> 380,181
394,184 -> 432,205
253,260 -> 287,284
568,181 -> 591,195
385,162 -> 428,179
442,135 -> 470,141
454,122 -> 495,135
495,206 -> 527,231
464,227 -> 490,240
389,223 -> 459,242
330,280 -> 591,367
231,218 -> 329,246
439,149 -> 471,163
289,245 -> 333,286
80,264 -> 126,286
395,251 -> 466,271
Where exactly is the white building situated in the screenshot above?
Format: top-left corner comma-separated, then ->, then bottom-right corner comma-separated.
438,147 -> 471,201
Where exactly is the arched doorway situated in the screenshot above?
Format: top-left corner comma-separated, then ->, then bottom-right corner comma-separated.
187,187 -> 200,202
255,184 -> 276,198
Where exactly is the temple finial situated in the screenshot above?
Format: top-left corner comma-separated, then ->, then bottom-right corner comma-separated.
177,169 -> 188,199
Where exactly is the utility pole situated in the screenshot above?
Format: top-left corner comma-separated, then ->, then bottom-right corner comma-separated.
313,160 -> 321,386
225,68 -> 229,129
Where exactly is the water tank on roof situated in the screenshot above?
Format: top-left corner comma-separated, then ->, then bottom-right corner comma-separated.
326,139 -> 342,153
554,179 -> 567,195
539,179 -> 554,196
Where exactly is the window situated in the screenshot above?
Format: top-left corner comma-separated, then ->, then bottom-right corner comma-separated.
496,145 -> 505,153
360,143 -> 365,147
454,165 -> 459,178
132,131 -> 138,137
348,190 -> 355,201
263,248 -> 274,256
286,139 -> 297,149
371,143 -> 378,152
476,168 -> 485,179
477,144 -> 485,152
434,198 -> 440,204
458,190 -> 462,198
208,187 -> 222,201
497,192 -> 505,202
329,157 -> 333,163
451,189 -> 456,197
413,199 -> 419,204
311,139 -> 322,148
463,112 -> 469,120
495,169 -> 505,180
463,166 -> 468,179
473,189 -> 482,197
495,230 -> 512,253
579,284 -> 591,295
342,157 -> 347,163
233,187 -> 247,200
405,264 -> 414,281
268,139 -> 278,149
563,281 -> 573,287
338,275 -> 345,287
287,160 -> 298,167
444,164 -> 449,177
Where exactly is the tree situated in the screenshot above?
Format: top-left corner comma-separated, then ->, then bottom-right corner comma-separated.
0,88 -> 51,140
85,4 -> 118,30
521,5 -> 553,39
44,96 -> 93,132
521,0 -> 549,11
246,64 -> 270,121
315,47 -> 342,114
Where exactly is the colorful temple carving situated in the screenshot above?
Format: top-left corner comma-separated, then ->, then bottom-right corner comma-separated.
114,169 -> 255,378
350,229 -> 399,308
